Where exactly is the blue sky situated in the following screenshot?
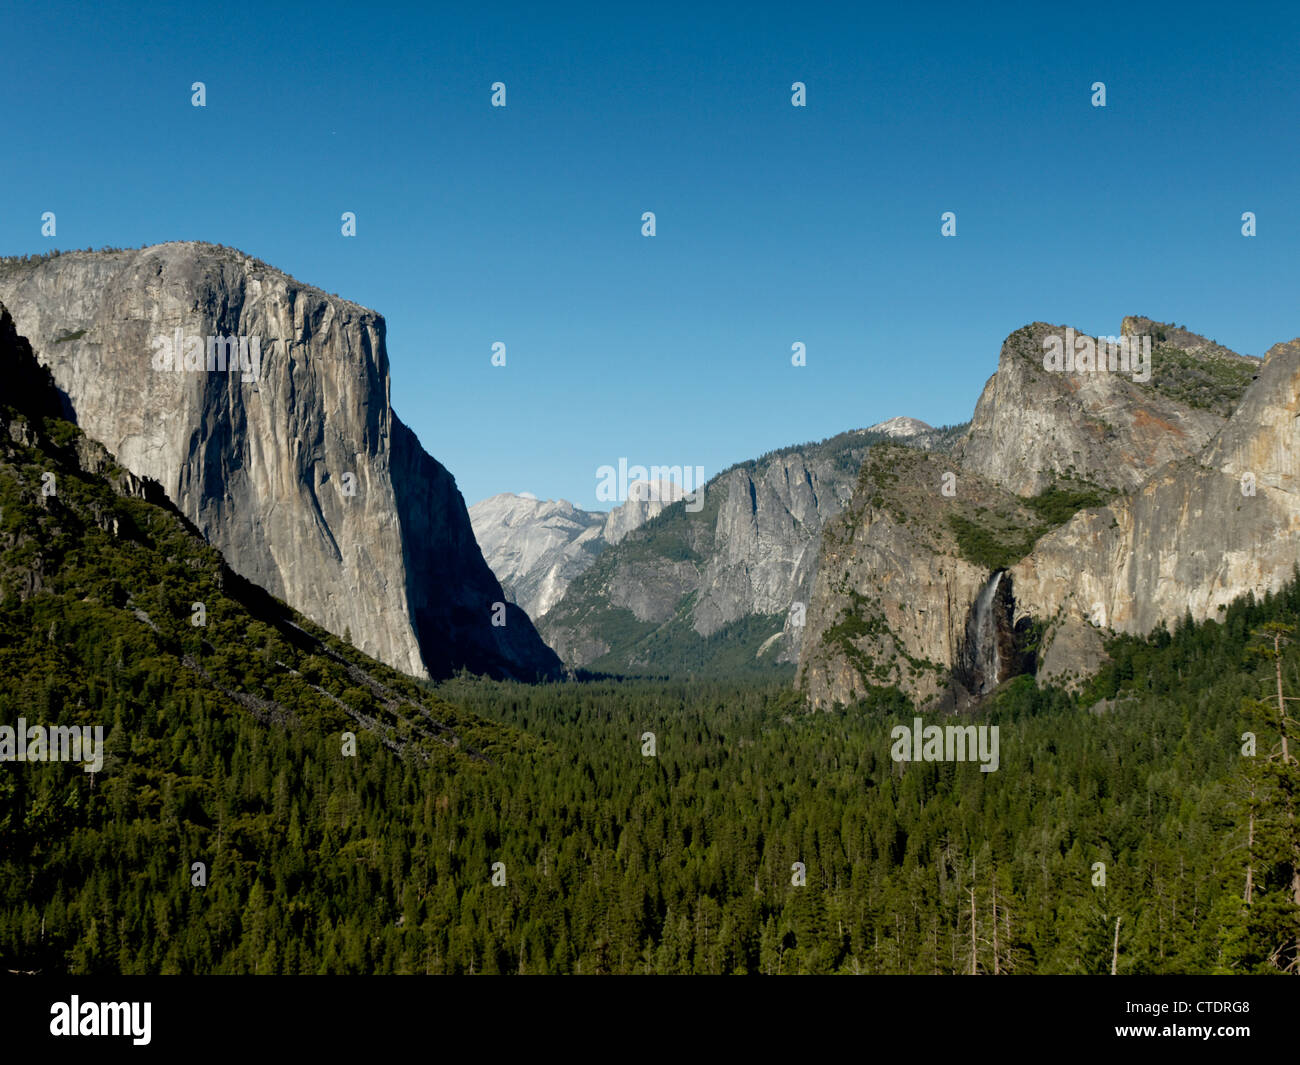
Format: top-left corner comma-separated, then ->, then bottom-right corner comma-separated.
3,1 -> 1297,510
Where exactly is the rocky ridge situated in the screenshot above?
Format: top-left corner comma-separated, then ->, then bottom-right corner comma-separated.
538,424 -> 966,674
468,479 -> 687,623
799,318 -> 1279,708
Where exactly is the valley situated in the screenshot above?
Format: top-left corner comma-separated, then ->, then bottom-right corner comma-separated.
1,252 -> 1297,976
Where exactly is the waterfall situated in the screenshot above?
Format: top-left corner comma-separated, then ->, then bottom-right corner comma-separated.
963,570 -> 1006,695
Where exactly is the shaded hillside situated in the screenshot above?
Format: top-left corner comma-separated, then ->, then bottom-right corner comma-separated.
0,302 -> 531,973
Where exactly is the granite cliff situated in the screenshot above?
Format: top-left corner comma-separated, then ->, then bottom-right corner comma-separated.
0,243 -> 561,681
537,425 -> 964,675
1010,336 -> 1300,688
468,479 -> 685,623
799,319 -> 1277,708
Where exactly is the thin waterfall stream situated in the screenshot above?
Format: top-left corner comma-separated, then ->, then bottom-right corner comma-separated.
959,570 -> 1013,696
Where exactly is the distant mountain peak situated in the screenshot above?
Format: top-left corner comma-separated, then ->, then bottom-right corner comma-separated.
626,478 -> 686,503
863,416 -> 933,438
468,480 -> 695,621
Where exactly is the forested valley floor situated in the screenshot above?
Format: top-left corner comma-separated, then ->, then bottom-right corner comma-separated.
4,568 -> 1299,973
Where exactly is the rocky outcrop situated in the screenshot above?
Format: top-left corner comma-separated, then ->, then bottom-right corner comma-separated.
469,493 -> 607,620
469,480 -> 688,623
953,321 -> 1255,497
690,452 -> 851,644
0,244 -> 561,681
1035,613 -> 1109,693
601,480 -> 686,545
538,428 -> 922,672
800,318 -> 1275,709
797,444 -> 1038,709
1010,336 -> 1300,646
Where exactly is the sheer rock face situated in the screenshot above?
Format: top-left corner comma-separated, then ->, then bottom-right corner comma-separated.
468,481 -> 686,624
800,319 -> 1290,709
601,480 -> 686,545
0,243 -> 561,681
692,452 -> 852,642
796,445 -> 1034,709
530,424 -> 965,674
1011,337 -> 1300,643
537,441 -> 871,670
469,494 -> 608,621
953,321 -> 1238,497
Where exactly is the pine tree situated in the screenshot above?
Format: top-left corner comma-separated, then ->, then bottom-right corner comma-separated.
1236,625 -> 1300,971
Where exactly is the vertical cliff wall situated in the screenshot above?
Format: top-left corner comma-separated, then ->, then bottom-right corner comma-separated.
0,243 -> 561,680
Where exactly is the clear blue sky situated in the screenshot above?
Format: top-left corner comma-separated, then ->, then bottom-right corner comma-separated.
3,1 -> 1296,510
